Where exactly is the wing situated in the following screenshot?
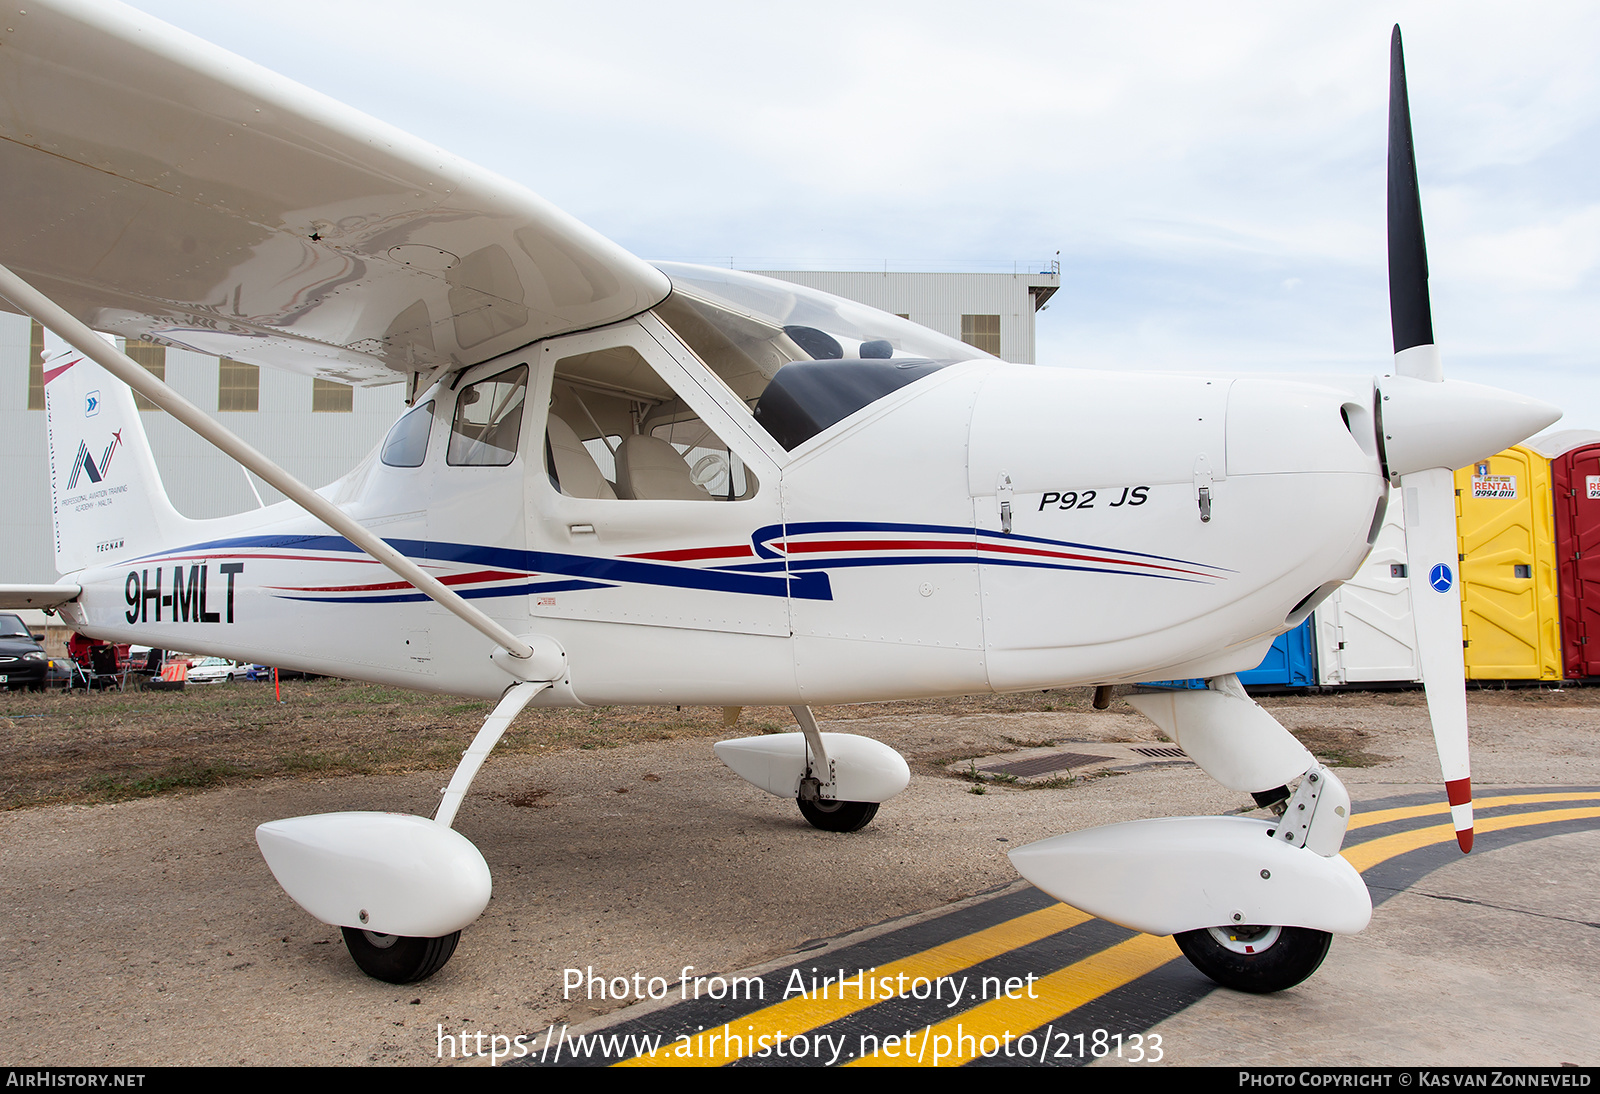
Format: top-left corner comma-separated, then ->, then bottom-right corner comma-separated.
0,0 -> 669,385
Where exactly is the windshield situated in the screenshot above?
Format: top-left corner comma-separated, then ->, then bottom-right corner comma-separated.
653,263 -> 991,448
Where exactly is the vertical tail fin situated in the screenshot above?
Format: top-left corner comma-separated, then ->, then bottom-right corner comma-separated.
41,330 -> 188,574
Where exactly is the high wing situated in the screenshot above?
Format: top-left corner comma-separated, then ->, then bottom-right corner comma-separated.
0,0 -> 668,387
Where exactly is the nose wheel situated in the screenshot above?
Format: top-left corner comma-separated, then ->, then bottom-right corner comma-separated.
797,796 -> 879,832
340,926 -> 462,984
1174,923 -> 1332,993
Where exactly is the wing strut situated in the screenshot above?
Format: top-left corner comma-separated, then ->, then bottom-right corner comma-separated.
0,261 -> 536,662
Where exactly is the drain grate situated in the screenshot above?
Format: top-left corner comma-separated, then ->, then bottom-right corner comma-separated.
981,751 -> 1112,778
1131,746 -> 1188,759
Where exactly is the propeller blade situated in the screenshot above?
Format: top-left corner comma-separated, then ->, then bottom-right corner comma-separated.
1388,25 -> 1435,370
1387,25 -> 1471,852
1400,470 -> 1473,852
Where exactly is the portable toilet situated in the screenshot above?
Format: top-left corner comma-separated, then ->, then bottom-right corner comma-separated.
1313,487 -> 1422,686
1141,617 -> 1316,690
1240,618 -> 1316,687
1453,444 -> 1561,681
1534,431 -> 1600,679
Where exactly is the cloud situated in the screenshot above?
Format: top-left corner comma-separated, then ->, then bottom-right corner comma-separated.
133,0 -> 1600,425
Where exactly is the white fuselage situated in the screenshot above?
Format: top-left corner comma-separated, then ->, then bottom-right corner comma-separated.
51,306 -> 1386,706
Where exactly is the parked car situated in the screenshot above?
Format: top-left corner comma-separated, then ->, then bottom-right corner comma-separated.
186,656 -> 245,684
0,613 -> 49,690
246,665 -> 319,681
43,657 -> 79,689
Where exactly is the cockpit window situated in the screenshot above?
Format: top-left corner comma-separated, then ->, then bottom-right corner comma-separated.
380,400 -> 434,468
652,263 -> 985,449
448,366 -> 527,467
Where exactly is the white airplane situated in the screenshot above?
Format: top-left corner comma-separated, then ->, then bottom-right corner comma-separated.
0,2 -> 1560,993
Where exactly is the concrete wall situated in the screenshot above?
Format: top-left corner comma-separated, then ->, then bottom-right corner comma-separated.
749,270 -> 1057,364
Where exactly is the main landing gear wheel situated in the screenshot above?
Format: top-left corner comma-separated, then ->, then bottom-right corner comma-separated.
797,796 -> 879,832
1174,924 -> 1332,994
340,926 -> 461,984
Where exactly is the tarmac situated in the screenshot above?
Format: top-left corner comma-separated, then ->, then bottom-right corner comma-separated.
2,690 -> 1596,1067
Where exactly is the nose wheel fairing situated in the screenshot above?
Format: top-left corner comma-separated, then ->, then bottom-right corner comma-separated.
1008,813 -> 1371,939
1009,676 -> 1370,992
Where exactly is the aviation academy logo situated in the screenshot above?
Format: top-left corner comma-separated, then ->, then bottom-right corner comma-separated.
67,431 -> 122,490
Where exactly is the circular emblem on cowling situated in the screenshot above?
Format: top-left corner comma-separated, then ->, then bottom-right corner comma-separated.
1429,563 -> 1454,593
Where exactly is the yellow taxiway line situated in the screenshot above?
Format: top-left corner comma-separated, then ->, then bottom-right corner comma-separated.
614,791 -> 1599,1066
615,902 -> 1091,1067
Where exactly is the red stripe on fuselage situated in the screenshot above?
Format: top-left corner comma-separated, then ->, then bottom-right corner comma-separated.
266,569 -> 529,594
625,545 -> 755,562
777,538 -> 971,554
137,552 -> 385,567
976,539 -> 1216,577
777,537 -> 1216,578
42,359 -> 77,386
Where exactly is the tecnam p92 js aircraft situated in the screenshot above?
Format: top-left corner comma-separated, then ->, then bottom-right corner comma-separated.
0,2 -> 1560,991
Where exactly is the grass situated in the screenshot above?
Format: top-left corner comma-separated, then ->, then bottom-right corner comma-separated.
1288,725 -> 1391,768
0,680 -> 1081,809
80,761 -> 247,802
10,679 -> 1473,808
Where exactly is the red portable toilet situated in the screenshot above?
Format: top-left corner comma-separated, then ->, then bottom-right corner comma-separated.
1535,431 -> 1600,679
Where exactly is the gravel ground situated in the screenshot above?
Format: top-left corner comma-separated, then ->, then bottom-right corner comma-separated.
1,684 -> 1596,1066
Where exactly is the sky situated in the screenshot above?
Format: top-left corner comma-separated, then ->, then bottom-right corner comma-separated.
132,0 -> 1600,429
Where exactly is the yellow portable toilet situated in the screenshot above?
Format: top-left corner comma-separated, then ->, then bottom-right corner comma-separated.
1453,445 -> 1562,680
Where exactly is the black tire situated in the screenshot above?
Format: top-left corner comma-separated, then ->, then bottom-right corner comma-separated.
797,797 -> 879,832
340,926 -> 461,984
1175,924 -> 1332,993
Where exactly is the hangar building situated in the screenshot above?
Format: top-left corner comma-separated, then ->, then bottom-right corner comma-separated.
0,264 -> 1060,648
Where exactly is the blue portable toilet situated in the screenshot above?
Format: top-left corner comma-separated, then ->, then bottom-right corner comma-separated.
1141,617 -> 1317,690
1238,617 -> 1316,687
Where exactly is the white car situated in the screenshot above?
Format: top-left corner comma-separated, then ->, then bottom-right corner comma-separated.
185,657 -> 243,684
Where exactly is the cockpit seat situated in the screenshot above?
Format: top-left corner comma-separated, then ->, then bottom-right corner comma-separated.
546,416 -> 616,500
615,435 -> 711,501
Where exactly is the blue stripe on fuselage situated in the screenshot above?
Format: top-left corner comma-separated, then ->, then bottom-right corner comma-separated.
130,521 -> 1224,607
132,535 -> 834,601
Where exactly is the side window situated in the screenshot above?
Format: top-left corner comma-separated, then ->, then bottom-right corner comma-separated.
448,366 -> 527,467
545,345 -> 755,501
380,400 -> 435,467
